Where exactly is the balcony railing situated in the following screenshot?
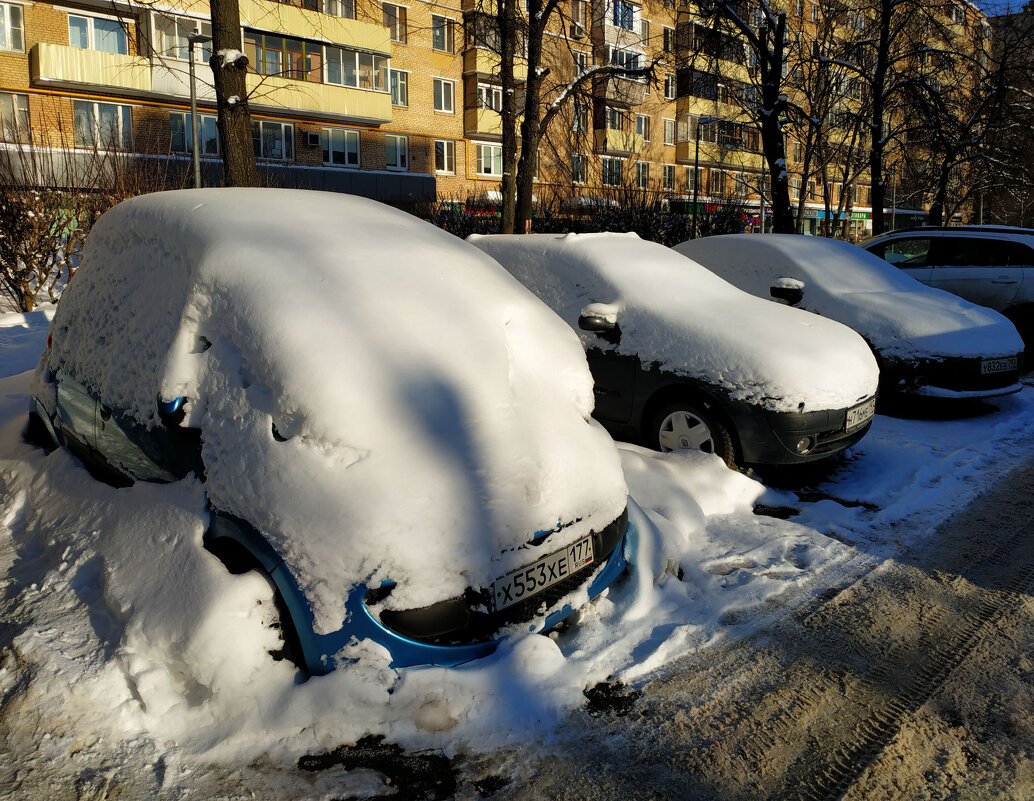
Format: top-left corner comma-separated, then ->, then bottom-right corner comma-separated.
594,127 -> 643,155
31,43 -> 151,93
246,73 -> 392,122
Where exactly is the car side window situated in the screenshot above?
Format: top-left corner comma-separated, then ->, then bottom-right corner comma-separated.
935,237 -> 1005,267
874,238 -> 932,267
1002,241 -> 1034,267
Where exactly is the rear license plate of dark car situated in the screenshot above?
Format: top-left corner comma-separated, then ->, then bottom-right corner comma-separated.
981,356 -> 1018,375
492,536 -> 594,612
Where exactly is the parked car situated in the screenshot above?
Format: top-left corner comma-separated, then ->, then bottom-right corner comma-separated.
864,225 -> 1034,343
467,232 -> 879,469
29,188 -> 641,675
675,234 -> 1024,401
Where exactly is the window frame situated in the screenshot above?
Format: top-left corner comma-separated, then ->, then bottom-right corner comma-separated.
434,139 -> 455,174
475,141 -> 503,177
0,1 -> 23,53
663,163 -> 675,191
383,3 -> 407,44
169,110 -> 219,155
252,118 -> 295,161
323,126 -> 361,167
572,153 -> 587,184
0,90 -> 28,142
601,156 -> 623,188
390,69 -> 409,106
68,11 -> 128,55
433,77 -> 455,113
431,14 -> 455,53
74,100 -> 133,150
154,15 -> 212,61
635,161 -> 649,190
636,113 -> 650,141
663,118 -> 675,146
476,82 -> 503,111
385,132 -> 409,170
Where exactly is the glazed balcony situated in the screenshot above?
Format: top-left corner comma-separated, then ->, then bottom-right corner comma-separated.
31,43 -> 151,93
245,73 -> 392,122
594,74 -> 646,107
594,127 -> 643,155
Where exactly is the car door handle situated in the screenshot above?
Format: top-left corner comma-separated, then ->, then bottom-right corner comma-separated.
991,278 -> 1018,284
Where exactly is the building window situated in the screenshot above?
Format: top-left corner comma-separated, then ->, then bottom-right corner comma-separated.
477,83 -> 502,111
612,0 -> 634,31
791,176 -> 801,200
610,47 -> 640,70
685,166 -> 696,192
606,106 -> 626,131
252,119 -> 294,161
433,78 -> 455,113
664,73 -> 676,100
663,164 -> 674,191
635,161 -> 649,189
74,100 -> 132,150
69,13 -> 127,55
572,0 -> 587,27
476,142 -> 502,176
0,2 -> 23,52
663,27 -> 675,54
169,111 -> 219,155
602,157 -> 622,187
709,169 -> 725,195
0,91 -> 28,142
432,15 -> 455,53
324,46 -> 389,91
435,139 -> 455,173
637,114 -> 650,141
245,32 -> 323,82
639,19 -> 649,40
322,0 -> 356,19
390,69 -> 408,105
572,154 -> 586,184
155,16 -> 212,60
663,118 -> 675,145
323,127 -> 360,166
386,133 -> 408,169
574,50 -> 588,76
573,101 -> 590,132
810,2 -> 819,22
383,4 -> 407,43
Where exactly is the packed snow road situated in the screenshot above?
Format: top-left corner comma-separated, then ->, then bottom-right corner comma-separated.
467,454 -> 1034,800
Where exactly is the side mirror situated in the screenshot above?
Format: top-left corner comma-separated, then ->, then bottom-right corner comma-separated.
770,277 -> 805,306
578,305 -> 621,345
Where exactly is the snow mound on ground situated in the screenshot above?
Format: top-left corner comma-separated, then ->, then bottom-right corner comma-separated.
675,234 -> 1023,360
42,189 -> 628,630
468,232 -> 878,413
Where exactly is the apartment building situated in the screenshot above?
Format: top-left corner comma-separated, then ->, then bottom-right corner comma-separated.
0,0 -> 989,233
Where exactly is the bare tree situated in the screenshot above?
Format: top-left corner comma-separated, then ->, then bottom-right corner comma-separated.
209,0 -> 261,186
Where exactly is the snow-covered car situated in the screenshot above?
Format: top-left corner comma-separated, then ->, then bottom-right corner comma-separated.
28,188 -> 638,676
864,226 -> 1034,344
467,232 -> 879,468
675,234 -> 1025,400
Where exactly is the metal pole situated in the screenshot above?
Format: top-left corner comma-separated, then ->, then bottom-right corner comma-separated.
188,33 -> 212,190
891,168 -> 897,231
189,43 -> 200,189
692,125 -> 701,238
760,169 -> 766,234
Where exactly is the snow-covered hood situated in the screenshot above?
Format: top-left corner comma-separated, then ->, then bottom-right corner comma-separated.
44,189 -> 628,632
468,232 -> 878,413
675,234 -> 1024,362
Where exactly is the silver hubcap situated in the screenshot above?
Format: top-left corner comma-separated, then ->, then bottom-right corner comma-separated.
658,410 -> 714,453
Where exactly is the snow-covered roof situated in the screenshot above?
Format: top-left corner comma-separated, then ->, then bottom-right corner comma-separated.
467,232 -> 878,412
46,188 -> 628,633
676,234 -> 1024,360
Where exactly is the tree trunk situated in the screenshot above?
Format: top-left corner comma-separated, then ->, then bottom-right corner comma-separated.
209,0 -> 260,187
868,0 -> 892,236
499,0 -> 519,233
759,15 -> 793,233
515,1 -> 547,233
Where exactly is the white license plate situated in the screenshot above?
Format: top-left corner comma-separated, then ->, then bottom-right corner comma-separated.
845,397 -> 876,432
492,536 -> 595,612
981,356 -> 1018,375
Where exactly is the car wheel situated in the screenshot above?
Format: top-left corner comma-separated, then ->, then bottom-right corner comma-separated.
649,400 -> 736,467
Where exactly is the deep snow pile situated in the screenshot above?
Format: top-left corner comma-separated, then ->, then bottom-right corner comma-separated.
467,232 -> 878,413
41,189 -> 628,627
4,308 -> 1034,799
675,234 -> 1024,360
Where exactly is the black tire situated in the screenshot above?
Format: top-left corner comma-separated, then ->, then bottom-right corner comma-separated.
648,399 -> 736,468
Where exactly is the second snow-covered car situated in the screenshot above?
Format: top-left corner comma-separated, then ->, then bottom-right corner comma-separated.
676,234 -> 1024,401
467,232 -> 879,468
29,188 -> 640,675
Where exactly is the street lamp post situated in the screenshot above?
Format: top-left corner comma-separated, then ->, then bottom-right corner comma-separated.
692,115 -> 719,238
188,32 -> 213,189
